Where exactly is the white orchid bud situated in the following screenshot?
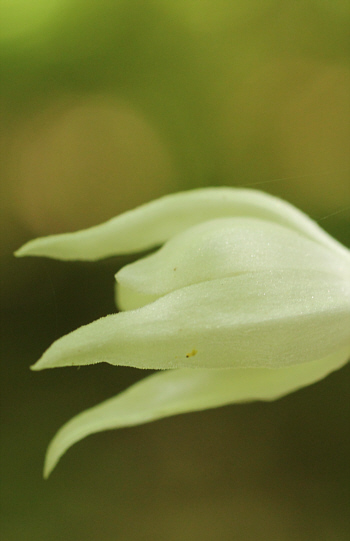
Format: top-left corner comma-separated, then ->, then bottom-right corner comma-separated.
16,188 -> 350,477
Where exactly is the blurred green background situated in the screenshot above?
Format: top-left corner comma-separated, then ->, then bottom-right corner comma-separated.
1,1 -> 349,540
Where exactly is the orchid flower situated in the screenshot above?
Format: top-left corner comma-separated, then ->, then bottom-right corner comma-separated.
16,188 -> 350,477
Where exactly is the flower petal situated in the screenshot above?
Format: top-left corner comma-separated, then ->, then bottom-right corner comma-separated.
43,346 -> 349,478
32,270 -> 350,371
115,282 -> 159,311
116,217 -> 349,298
15,188 -> 348,261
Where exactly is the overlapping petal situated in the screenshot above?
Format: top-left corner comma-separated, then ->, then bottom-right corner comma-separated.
116,217 -> 349,299
43,346 -> 350,478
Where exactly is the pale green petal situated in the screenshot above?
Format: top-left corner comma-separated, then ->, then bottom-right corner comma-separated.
115,282 -> 159,311
116,217 -> 349,298
43,346 -> 349,478
32,270 -> 350,371
15,188 -> 348,261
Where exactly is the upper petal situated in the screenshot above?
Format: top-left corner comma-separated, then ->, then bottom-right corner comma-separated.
32,269 -> 350,371
116,217 -> 350,299
43,346 -> 349,477
15,188 -> 349,261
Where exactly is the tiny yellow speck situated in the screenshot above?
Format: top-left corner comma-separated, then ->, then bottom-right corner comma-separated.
186,349 -> 198,358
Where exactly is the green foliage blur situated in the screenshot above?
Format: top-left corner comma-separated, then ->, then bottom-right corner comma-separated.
1,2 -> 349,540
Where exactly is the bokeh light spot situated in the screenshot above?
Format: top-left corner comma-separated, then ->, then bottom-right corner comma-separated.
10,95 -> 176,234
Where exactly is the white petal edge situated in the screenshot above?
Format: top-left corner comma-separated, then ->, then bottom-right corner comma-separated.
15,188 -> 349,261
43,346 -> 349,478
116,217 -> 350,298
32,270 -> 350,371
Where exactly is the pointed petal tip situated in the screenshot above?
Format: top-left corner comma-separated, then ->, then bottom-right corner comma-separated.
30,359 -> 46,371
14,245 -> 28,258
30,364 -> 39,371
44,451 -> 58,478
43,424 -> 72,478
14,240 -> 48,259
43,461 -> 53,480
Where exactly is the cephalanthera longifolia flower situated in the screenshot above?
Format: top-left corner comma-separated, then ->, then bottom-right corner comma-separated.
16,188 -> 350,477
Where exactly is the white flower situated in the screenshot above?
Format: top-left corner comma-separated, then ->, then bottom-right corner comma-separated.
16,188 -> 350,477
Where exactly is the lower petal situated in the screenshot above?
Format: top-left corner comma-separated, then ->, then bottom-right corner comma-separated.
43,346 -> 349,477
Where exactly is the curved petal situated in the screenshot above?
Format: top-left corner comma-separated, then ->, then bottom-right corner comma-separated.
15,188 -> 348,261
43,346 -> 349,477
32,270 -> 350,371
116,217 -> 349,298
